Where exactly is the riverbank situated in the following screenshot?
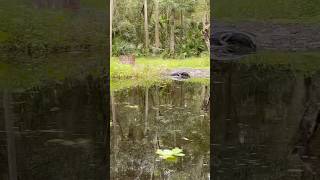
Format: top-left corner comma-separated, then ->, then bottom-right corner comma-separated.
110,56 -> 210,79
212,21 -> 320,51
0,52 -> 106,90
110,56 -> 210,91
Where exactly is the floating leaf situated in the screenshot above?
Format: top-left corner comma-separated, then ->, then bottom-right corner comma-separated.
156,147 -> 185,161
172,147 -> 183,154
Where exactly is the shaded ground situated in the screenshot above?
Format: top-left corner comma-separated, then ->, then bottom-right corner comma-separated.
212,22 -> 320,51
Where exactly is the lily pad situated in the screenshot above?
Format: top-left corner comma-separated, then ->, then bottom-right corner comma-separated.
156,147 -> 185,162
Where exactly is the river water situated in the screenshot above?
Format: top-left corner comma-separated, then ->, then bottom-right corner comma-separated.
0,53 -> 108,180
0,53 -> 210,180
4,51 -> 320,179
110,81 -> 210,180
213,52 -> 320,180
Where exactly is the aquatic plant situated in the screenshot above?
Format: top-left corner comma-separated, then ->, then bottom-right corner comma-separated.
156,147 -> 185,162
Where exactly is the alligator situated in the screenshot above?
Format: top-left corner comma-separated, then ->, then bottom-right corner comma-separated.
211,30 -> 257,61
170,72 -> 191,80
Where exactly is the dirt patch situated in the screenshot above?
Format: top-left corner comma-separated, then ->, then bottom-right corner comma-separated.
212,21 -> 320,51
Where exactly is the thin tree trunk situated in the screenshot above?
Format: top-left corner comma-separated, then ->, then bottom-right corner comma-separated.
166,7 -> 170,49
154,0 -> 160,49
180,10 -> 183,25
180,10 -> 184,36
144,0 -> 150,53
110,0 -> 114,57
3,91 -> 17,180
144,87 -> 149,135
169,9 -> 175,55
202,13 -> 210,52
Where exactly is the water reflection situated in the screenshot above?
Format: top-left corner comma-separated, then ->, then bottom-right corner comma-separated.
213,56 -> 320,179
111,81 -> 210,179
0,53 -> 107,179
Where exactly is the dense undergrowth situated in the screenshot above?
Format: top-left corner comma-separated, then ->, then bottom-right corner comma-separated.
112,0 -> 209,58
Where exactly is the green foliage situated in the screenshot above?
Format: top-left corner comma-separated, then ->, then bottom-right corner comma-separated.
112,0 -> 209,57
112,40 -> 136,56
176,23 -> 207,58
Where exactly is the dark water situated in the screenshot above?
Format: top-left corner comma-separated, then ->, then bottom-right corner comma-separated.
213,58 -> 320,180
110,81 -> 210,180
0,53 -> 108,180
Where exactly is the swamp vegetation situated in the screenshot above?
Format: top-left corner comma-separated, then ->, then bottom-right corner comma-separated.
110,1 -> 210,179
111,0 -> 209,58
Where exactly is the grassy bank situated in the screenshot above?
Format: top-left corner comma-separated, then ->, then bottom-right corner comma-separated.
110,56 -> 210,79
214,0 -> 320,23
241,51 -> 320,76
110,77 -> 210,92
0,52 -> 106,91
110,56 -> 210,91
0,0 -> 107,56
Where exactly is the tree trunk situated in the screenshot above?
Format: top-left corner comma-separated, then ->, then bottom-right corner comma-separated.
110,0 -> 114,57
154,0 -> 160,49
144,0 -> 150,53
202,13 -> 210,52
3,91 -> 17,180
169,9 -> 175,55
180,10 -> 184,36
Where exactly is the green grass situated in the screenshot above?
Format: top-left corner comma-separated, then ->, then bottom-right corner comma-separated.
110,56 -> 210,91
111,78 -> 172,92
185,78 -> 209,85
214,0 -> 320,23
110,77 -> 209,92
0,52 -> 106,91
110,56 -> 210,79
241,51 -> 320,76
